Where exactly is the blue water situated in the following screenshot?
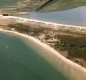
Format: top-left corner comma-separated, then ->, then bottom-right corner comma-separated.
14,6 -> 86,26
0,32 -> 68,80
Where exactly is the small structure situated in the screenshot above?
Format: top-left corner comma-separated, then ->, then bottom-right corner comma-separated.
2,14 -> 9,16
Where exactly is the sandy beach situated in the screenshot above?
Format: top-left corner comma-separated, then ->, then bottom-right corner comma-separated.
0,29 -> 86,80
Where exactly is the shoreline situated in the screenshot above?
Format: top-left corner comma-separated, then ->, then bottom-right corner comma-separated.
0,15 -> 86,79
0,15 -> 86,34
0,29 -> 86,80
0,15 -> 86,64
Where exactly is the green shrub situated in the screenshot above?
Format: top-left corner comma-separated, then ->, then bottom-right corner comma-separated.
54,35 -> 86,60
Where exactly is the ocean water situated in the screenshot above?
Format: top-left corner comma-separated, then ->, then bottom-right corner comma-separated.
14,6 -> 86,26
0,32 -> 68,80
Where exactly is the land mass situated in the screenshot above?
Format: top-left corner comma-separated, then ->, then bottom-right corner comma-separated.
0,15 -> 86,68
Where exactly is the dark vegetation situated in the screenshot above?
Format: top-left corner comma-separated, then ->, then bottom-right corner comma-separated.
54,35 -> 86,60
8,23 -> 31,33
2,14 -> 9,16
8,23 -> 50,35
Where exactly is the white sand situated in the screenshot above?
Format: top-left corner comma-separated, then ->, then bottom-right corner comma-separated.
0,29 -> 86,80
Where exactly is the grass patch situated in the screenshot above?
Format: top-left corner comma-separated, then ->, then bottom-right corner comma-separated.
54,35 -> 86,60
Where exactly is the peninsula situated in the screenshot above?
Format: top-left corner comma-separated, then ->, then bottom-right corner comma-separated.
0,15 -> 86,68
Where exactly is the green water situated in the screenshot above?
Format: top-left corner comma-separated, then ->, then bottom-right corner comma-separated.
0,32 -> 68,80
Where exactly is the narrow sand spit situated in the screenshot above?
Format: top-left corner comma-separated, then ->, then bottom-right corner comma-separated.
0,29 -> 86,80
0,15 -> 86,34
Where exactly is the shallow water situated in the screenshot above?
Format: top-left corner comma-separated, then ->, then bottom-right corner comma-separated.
0,32 -> 68,80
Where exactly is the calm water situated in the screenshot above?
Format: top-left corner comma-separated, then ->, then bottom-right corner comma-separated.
0,32 -> 68,80
15,6 -> 86,26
